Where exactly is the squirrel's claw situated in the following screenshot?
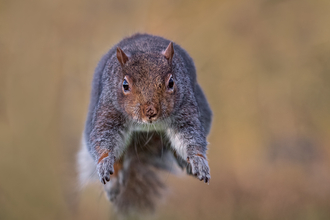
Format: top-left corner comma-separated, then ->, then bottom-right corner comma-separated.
187,155 -> 211,184
97,156 -> 115,184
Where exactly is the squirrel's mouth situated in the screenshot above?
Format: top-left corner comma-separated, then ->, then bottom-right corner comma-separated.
141,118 -> 157,124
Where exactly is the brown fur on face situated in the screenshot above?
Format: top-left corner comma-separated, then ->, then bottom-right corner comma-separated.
117,52 -> 176,123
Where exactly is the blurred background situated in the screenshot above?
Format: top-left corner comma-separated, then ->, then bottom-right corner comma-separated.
1,0 -> 330,219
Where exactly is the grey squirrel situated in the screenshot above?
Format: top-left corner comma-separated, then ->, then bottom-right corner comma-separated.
77,33 -> 212,215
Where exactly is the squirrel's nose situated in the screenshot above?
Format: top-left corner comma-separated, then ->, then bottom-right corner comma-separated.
145,105 -> 158,120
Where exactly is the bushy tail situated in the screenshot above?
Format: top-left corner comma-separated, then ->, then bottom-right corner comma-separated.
107,132 -> 176,216
78,132 -> 178,217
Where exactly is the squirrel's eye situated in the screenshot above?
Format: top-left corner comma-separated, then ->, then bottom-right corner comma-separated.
168,76 -> 174,89
123,79 -> 129,92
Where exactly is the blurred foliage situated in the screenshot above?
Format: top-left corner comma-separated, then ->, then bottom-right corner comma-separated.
1,0 -> 330,219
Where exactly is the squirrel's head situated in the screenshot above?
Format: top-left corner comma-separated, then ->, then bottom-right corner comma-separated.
116,42 -> 177,124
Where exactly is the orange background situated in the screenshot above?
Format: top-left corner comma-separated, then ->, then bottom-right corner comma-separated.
1,0 -> 330,219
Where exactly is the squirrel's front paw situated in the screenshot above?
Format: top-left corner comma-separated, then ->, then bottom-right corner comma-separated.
97,155 -> 115,184
187,154 -> 211,183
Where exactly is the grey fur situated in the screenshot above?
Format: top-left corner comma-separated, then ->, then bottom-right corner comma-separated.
78,33 -> 213,215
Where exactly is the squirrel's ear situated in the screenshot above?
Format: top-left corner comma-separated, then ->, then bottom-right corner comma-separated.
163,42 -> 174,63
116,47 -> 129,66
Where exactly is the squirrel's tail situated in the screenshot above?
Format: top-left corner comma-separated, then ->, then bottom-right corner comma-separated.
107,132 -> 177,215
77,132 -> 178,216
